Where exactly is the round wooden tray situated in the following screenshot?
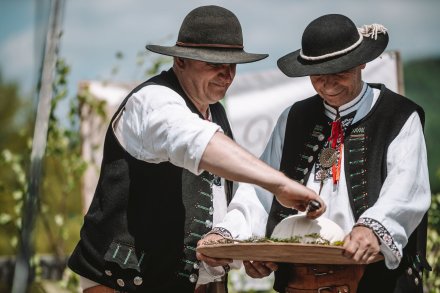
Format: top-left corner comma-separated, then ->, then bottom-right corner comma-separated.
197,242 -> 383,265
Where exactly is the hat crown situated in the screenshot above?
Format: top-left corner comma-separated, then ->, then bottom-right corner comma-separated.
177,5 -> 243,47
301,14 -> 360,58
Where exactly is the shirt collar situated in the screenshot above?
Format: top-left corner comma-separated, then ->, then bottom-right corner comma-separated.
324,82 -> 368,120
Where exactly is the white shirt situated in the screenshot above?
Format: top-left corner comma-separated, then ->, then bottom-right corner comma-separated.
216,84 -> 431,269
113,85 -> 220,175
80,84 -> 233,289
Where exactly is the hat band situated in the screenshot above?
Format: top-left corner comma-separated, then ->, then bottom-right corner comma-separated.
176,41 -> 243,49
299,31 -> 363,61
299,24 -> 387,62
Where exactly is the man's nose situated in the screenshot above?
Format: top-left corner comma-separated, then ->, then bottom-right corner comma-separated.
220,64 -> 235,81
316,74 -> 334,86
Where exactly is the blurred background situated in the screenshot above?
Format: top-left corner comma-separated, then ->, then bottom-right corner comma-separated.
1,0 -> 439,292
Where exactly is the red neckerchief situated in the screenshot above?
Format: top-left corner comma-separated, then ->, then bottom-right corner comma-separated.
328,112 -> 343,184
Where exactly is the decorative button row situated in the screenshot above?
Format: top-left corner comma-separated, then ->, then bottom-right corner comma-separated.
311,132 -> 325,142
406,267 -> 419,286
189,273 -> 198,283
195,204 -> 214,215
306,144 -> 320,152
133,276 -> 143,286
194,218 -> 213,228
117,279 -> 125,287
104,269 -> 143,287
301,155 -> 314,163
178,272 -> 199,283
296,167 -> 309,175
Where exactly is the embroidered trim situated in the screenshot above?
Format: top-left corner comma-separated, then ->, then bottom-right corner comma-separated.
203,227 -> 233,239
356,217 -> 401,259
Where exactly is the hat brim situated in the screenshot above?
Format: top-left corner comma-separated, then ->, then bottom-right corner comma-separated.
146,44 -> 268,64
277,33 -> 389,77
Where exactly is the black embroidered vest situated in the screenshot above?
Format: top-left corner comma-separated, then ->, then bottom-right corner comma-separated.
68,69 -> 234,292
267,84 -> 430,293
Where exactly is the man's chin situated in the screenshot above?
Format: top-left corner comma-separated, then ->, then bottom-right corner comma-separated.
211,90 -> 228,100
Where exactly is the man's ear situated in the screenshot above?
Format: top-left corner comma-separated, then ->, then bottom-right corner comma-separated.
174,57 -> 185,69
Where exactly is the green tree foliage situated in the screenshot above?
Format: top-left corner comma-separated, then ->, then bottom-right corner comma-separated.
36,58 -> 87,258
425,193 -> 440,293
0,71 -> 33,255
0,71 -> 33,148
404,58 -> 440,193
404,57 -> 440,293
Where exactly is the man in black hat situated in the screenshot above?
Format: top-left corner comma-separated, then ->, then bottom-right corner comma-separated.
67,5 -> 325,293
201,14 -> 431,292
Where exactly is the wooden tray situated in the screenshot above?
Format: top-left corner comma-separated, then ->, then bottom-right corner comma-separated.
197,242 -> 383,265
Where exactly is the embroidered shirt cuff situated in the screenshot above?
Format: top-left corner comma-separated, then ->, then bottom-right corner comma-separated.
203,227 -> 233,239
355,217 -> 402,268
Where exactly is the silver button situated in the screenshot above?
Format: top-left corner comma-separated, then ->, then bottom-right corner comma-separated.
407,267 -> 413,275
205,220 -> 212,228
133,276 -> 143,286
209,207 -> 214,215
414,277 -> 419,285
318,134 -> 325,141
303,168 -> 308,175
104,270 -> 112,276
313,145 -> 319,152
299,179 -> 304,184
116,278 -> 125,287
189,273 -> 198,283
193,262 -> 200,270
308,156 -> 314,163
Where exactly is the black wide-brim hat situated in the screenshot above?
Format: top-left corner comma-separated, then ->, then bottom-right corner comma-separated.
277,14 -> 389,77
146,5 -> 268,64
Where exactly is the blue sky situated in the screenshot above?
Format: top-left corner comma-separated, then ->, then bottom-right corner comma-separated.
1,0 -> 440,98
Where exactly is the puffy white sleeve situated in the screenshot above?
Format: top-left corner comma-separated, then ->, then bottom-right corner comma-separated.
214,106 -> 292,239
357,111 -> 431,269
113,85 -> 220,175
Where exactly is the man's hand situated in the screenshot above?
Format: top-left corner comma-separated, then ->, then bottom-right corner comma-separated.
275,181 -> 326,219
343,225 -> 381,264
196,233 -> 232,267
243,260 -> 278,278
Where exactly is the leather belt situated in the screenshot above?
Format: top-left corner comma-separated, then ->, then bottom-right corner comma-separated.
286,285 -> 349,293
285,264 -> 365,293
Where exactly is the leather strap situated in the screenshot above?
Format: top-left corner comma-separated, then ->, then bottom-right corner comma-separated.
176,41 -> 243,49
